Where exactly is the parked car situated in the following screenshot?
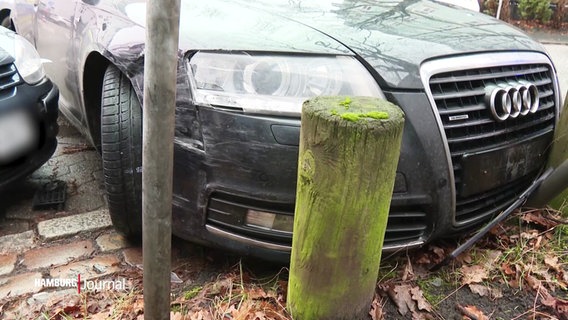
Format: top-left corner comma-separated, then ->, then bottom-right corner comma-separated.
0,0 -> 564,261
0,26 -> 58,190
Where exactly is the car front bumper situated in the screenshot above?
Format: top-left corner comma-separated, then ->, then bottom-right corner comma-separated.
169,91 -> 451,262
167,52 -> 561,262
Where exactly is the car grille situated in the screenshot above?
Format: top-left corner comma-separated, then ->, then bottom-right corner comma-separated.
0,63 -> 22,100
206,193 -> 427,249
425,54 -> 557,225
382,206 -> 427,247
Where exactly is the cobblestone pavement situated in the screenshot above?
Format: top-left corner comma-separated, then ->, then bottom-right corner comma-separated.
0,119 -> 234,319
0,119 -> 148,314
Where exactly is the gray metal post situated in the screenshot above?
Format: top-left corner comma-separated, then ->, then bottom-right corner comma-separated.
142,0 -> 181,318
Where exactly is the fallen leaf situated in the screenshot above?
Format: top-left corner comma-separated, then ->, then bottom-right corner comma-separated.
171,312 -> 186,320
461,265 -> 488,285
387,284 -> 415,316
501,263 -> 515,276
209,278 -> 233,296
415,254 -> 431,265
253,310 -> 267,319
555,300 -> 568,320
90,313 -> 113,320
189,310 -> 213,320
508,279 -> 520,288
62,304 -> 82,317
387,284 -> 433,318
522,210 -> 557,229
457,304 -> 488,320
247,287 -> 270,300
468,284 -> 503,299
526,273 -> 541,290
432,246 -> 446,259
520,230 -> 539,241
410,286 -> 432,312
545,255 -> 562,273
369,295 -> 384,320
482,250 -> 502,270
457,251 -> 473,264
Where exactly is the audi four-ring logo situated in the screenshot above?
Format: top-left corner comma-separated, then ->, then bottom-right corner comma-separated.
484,81 -> 539,121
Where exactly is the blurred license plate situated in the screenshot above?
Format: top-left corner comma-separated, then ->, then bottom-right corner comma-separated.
0,110 -> 38,163
460,136 -> 550,197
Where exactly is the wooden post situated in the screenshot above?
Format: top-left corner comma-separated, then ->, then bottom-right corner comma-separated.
142,0 -> 180,319
287,96 -> 405,319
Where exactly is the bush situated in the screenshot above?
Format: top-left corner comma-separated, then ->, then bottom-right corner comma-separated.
482,0 -> 498,16
518,0 -> 554,21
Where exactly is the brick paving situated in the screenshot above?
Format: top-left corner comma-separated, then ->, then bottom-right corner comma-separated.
22,240 -> 95,270
49,254 -> 122,280
0,272 -> 43,300
0,119 -> 139,308
0,253 -> 17,276
96,231 -> 129,252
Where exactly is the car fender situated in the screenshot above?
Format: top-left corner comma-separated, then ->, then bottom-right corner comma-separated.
527,93 -> 568,207
0,0 -> 38,44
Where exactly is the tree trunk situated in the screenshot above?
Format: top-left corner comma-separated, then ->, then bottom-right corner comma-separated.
287,96 -> 405,319
552,0 -> 566,29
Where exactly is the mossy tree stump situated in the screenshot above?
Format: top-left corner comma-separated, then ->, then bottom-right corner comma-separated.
287,96 -> 405,319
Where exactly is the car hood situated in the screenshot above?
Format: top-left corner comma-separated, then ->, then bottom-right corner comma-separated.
119,0 -> 545,89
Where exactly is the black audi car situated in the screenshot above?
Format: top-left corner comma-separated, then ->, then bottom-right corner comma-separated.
0,26 -> 58,190
0,0 -> 564,261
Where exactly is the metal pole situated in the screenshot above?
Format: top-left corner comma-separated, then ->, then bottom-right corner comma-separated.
142,0 -> 181,318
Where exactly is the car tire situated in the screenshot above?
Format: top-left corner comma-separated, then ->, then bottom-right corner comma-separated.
101,64 -> 143,239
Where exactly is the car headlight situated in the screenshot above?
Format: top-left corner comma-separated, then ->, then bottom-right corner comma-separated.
14,34 -> 45,85
188,52 -> 384,116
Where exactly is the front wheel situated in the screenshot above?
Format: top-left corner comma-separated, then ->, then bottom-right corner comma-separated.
101,64 -> 143,239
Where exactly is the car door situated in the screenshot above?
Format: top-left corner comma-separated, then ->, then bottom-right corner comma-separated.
35,0 -> 82,122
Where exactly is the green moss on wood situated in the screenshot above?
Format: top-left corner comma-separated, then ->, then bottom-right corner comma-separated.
339,96 -> 352,109
340,111 -> 389,122
365,111 -> 389,119
340,112 -> 361,122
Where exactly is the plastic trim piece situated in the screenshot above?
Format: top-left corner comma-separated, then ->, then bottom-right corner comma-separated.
205,224 -> 425,253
